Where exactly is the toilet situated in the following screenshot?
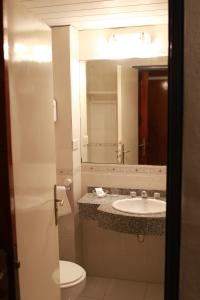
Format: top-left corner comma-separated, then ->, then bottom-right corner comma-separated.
59,260 -> 86,300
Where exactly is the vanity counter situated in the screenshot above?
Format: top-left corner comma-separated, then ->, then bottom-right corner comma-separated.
78,193 -> 166,236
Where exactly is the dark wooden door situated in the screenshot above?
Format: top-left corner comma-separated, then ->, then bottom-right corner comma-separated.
139,69 -> 168,165
138,71 -> 149,164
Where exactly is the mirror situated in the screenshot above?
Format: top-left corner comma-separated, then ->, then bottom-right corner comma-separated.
80,58 -> 168,165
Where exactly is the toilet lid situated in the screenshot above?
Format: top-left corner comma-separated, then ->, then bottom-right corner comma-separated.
59,260 -> 85,287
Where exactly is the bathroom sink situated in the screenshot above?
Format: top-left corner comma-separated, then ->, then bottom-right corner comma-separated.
112,198 -> 166,215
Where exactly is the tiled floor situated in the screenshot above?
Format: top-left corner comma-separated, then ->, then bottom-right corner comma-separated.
78,276 -> 164,300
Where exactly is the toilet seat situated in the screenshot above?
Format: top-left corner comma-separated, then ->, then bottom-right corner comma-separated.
59,260 -> 86,288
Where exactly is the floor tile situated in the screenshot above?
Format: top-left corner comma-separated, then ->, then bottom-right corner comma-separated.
145,283 -> 164,300
104,279 -> 146,300
81,276 -> 112,299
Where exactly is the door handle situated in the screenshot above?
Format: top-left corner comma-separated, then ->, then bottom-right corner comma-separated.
55,199 -> 64,206
116,144 -> 131,164
0,270 -> 4,281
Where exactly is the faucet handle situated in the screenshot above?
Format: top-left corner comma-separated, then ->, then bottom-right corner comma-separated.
141,191 -> 148,198
154,192 -> 160,199
130,191 -> 137,198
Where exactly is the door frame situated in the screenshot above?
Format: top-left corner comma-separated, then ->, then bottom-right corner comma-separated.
0,0 -> 184,299
0,1 -> 20,299
165,0 -> 184,299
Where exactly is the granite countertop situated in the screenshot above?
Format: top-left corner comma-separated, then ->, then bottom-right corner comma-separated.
78,193 -> 166,236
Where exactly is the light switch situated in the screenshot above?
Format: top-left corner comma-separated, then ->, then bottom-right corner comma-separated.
53,99 -> 57,122
83,135 -> 89,146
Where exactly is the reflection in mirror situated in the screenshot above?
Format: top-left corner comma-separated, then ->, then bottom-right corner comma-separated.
80,59 -> 168,165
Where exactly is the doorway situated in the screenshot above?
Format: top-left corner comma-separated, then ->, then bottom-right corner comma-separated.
0,0 -> 183,299
139,68 -> 168,165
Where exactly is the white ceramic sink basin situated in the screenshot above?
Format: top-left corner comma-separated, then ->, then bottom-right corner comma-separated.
112,198 -> 166,215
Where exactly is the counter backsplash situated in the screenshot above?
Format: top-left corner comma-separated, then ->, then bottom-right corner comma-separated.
87,186 -> 166,198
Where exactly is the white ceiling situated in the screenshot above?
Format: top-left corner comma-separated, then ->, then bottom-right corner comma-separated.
19,0 -> 168,30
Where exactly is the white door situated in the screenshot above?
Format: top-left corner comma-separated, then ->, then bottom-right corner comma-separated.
5,1 -> 60,299
117,65 -> 138,164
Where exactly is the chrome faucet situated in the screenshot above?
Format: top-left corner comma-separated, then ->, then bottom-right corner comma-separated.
141,191 -> 148,198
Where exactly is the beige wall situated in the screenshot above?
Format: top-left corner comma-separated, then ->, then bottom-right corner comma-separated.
52,26 -> 82,263
80,61 -> 88,162
79,25 -> 168,163
180,1 -> 200,299
82,220 -> 165,283
86,60 -> 118,163
81,164 -> 166,195
81,165 -> 166,283
79,24 -> 168,60
52,24 -> 167,271
52,27 -> 73,175
117,65 -> 139,164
